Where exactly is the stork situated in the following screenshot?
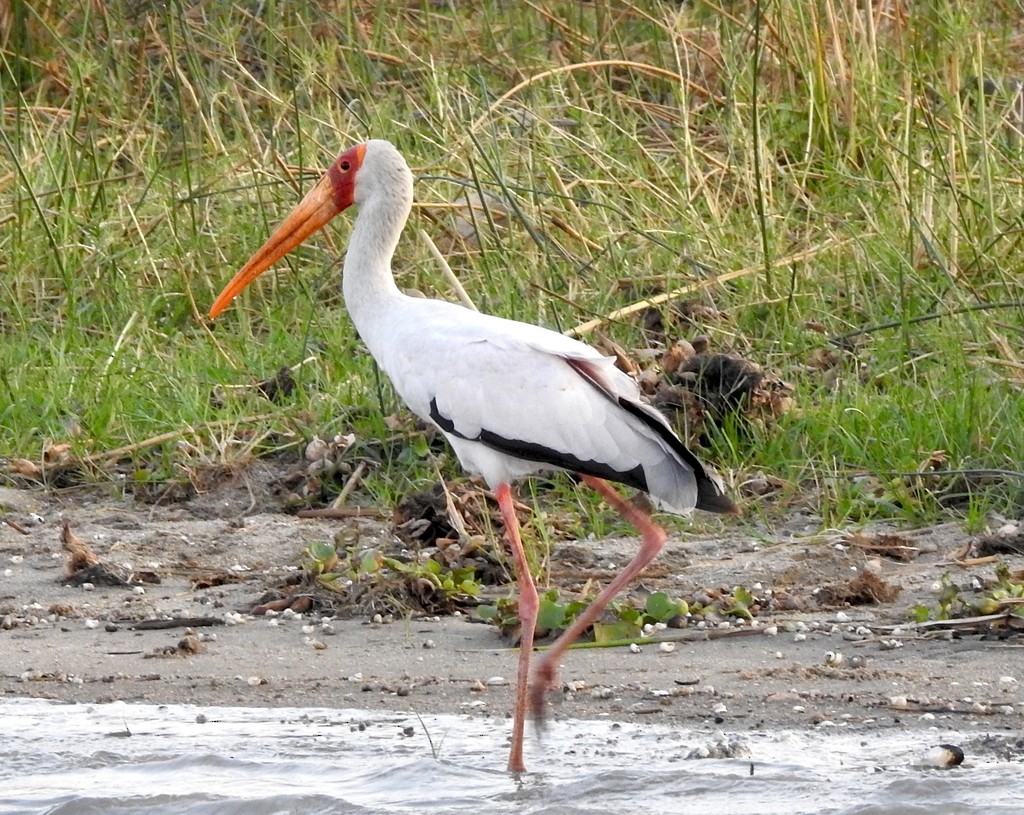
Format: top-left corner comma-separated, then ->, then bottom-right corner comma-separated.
209,140 -> 736,773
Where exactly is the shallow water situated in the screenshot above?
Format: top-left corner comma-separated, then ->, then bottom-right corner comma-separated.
0,698 -> 1019,814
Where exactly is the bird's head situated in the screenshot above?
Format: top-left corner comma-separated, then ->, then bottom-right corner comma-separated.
208,139 -> 409,319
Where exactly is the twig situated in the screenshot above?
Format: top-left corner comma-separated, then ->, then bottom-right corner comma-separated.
82,413 -> 282,465
295,507 -> 389,520
568,238 -> 849,337
330,460 -> 369,509
418,229 -> 478,311
829,301 -> 1024,347
1,516 -> 30,535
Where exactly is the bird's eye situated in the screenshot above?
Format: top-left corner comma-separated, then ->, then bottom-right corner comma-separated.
340,160 -> 351,171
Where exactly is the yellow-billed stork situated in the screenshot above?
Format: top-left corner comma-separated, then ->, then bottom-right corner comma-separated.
209,140 -> 737,773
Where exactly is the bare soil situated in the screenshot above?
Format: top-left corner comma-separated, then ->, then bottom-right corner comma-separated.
2,463 -> 1022,747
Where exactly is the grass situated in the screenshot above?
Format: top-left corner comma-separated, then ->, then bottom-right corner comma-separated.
2,0 -> 1024,528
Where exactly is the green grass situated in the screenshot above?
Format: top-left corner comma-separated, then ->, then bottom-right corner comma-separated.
2,0 -> 1024,526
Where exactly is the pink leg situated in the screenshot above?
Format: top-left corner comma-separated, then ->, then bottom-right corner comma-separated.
529,475 -> 667,721
495,482 -> 538,774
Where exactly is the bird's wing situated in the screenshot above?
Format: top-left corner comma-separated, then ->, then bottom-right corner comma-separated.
374,300 -> 733,515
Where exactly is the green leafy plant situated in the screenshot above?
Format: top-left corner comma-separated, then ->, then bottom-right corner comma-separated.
301,540 -> 480,604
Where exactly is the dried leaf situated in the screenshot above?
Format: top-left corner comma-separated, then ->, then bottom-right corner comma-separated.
9,459 -> 42,479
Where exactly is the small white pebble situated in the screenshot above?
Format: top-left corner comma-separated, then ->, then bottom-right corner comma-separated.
793,632 -> 807,642
629,643 -> 642,654
763,625 -> 778,637
591,687 -> 614,700
793,704 -> 806,713
267,618 -> 279,627
659,642 -> 676,653
301,624 -> 316,634
920,712 -> 936,721
2,569 -> 12,577
889,695 -> 909,708
641,623 -> 655,636
825,651 -> 844,667
999,676 -> 1017,684
84,619 -> 99,629
9,555 -> 24,564
82,583 -> 95,592
486,676 -> 508,686
372,613 -> 383,625
775,651 -> 784,659
246,676 -> 264,686
422,639 -> 436,649
835,611 -> 850,622
132,586 -> 145,595
712,703 -> 728,714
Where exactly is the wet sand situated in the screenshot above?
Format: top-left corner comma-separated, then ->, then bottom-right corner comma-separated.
2,473 -> 1022,742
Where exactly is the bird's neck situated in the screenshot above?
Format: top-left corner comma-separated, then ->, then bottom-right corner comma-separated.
342,193 -> 410,333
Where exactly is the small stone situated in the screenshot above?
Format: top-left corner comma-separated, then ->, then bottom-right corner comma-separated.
659,642 -> 676,653
629,643 -> 642,654
923,744 -> 964,768
246,676 -> 264,686
82,583 -> 95,592
999,675 -> 1017,684
422,639 -> 436,649
104,622 -> 119,633
132,586 -> 145,595
84,619 -> 99,629
825,651 -> 843,667
486,676 -> 508,686
835,611 -> 850,622
793,632 -> 807,642
591,687 -> 614,700
469,680 -> 486,692
763,625 -> 778,637
196,713 -> 208,724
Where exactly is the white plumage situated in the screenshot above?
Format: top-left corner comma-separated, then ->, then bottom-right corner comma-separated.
210,139 -> 735,773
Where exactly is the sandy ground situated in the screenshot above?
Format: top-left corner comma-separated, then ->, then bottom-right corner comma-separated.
2,465 -> 1023,752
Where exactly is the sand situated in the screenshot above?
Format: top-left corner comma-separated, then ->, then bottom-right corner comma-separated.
2,468 -> 1022,748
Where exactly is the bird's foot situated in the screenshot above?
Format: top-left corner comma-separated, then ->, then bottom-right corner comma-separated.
528,657 -> 558,729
